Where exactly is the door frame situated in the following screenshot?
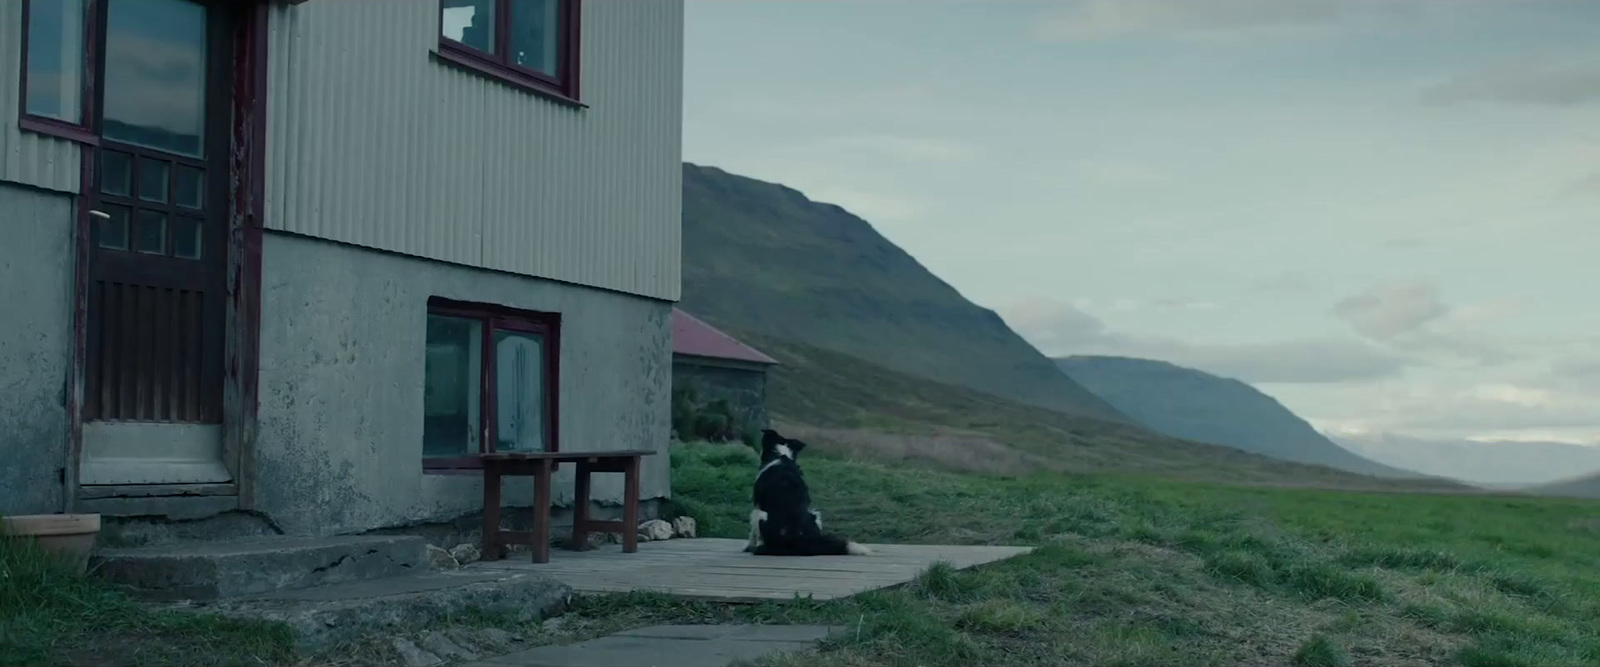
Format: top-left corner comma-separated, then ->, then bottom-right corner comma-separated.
63,1 -> 271,513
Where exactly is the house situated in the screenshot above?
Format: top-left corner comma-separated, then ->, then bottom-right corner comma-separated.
0,0 -> 684,537
671,309 -> 779,437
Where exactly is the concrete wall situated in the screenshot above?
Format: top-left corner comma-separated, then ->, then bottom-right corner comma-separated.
265,0 -> 683,301
255,232 -> 672,537
0,184 -> 75,515
672,359 -> 770,435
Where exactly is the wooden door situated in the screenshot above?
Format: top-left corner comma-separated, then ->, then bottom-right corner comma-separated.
81,0 -> 232,485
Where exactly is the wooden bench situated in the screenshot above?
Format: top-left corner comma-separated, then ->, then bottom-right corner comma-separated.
474,450 -> 655,564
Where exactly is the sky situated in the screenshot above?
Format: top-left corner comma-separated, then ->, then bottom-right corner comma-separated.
682,0 -> 1600,447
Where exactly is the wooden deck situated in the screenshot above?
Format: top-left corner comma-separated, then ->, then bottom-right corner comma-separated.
470,538 -> 1034,603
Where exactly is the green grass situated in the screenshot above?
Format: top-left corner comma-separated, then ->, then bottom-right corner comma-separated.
584,441 -> 1600,666
0,535 -> 293,667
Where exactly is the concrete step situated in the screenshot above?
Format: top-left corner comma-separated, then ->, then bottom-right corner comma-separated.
92,535 -> 429,601
178,567 -> 572,652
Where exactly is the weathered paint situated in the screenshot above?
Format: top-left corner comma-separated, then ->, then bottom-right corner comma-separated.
254,232 -> 672,537
0,0 -> 82,193
0,183 -> 75,514
264,0 -> 684,302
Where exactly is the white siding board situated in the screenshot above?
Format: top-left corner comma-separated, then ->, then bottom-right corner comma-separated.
265,0 -> 682,301
0,0 -> 80,193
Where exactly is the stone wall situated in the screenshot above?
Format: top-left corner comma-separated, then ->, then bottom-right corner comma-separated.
671,358 -> 770,435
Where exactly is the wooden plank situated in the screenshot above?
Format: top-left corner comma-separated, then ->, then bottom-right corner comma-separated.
468,537 -> 1035,605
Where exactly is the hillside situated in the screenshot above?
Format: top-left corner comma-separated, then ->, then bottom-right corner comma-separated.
679,163 -> 1128,424
1529,472 -> 1600,499
1056,356 -> 1422,479
1336,432 -> 1600,487
736,331 -> 1468,491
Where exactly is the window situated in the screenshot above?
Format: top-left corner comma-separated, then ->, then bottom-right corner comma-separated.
423,298 -> 560,468
437,0 -> 581,102
19,0 -> 94,141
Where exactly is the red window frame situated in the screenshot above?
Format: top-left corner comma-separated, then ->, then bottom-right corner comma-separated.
17,0 -> 101,145
423,297 -> 561,472
435,0 -> 583,105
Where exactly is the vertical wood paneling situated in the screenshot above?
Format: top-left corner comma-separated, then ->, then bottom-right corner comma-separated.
265,0 -> 682,302
0,0 -> 82,193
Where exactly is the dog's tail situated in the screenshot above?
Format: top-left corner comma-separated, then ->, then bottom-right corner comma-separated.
755,533 -> 873,556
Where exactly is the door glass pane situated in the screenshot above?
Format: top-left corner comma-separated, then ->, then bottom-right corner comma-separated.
133,210 -> 166,255
102,0 -> 208,157
510,0 -> 562,77
138,158 -> 169,203
174,166 -> 204,209
494,330 -> 547,452
98,206 -> 130,250
442,0 -> 496,53
424,315 -> 483,457
173,217 -> 202,259
24,0 -> 87,123
100,152 -> 132,196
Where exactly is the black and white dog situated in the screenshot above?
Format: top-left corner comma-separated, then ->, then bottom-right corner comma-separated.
744,429 -> 872,556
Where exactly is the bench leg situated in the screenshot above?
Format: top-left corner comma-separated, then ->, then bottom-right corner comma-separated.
531,459 -> 553,564
623,455 -> 640,554
569,461 -> 591,551
482,465 -> 504,561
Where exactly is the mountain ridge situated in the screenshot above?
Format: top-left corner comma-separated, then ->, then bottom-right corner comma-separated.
1056,355 -> 1422,478
679,162 -> 1130,425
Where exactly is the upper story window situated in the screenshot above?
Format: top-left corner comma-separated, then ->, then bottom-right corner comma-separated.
20,0 -> 94,140
438,0 -> 581,103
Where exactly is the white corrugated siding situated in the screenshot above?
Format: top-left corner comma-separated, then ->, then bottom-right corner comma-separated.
0,0 -> 82,193
266,0 -> 683,302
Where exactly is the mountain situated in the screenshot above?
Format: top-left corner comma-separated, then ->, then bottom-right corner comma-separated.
1056,356 -> 1421,478
1528,472 -> 1600,499
1335,432 -> 1600,487
679,163 -> 1128,424
734,331 -> 1467,491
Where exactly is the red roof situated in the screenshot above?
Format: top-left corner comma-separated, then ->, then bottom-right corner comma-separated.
672,309 -> 778,366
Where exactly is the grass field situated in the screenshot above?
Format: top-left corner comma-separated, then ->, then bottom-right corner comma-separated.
0,537 -> 293,666
588,441 -> 1600,667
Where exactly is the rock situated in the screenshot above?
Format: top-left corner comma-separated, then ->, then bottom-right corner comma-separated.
426,544 -> 459,570
449,542 -> 481,565
637,519 -> 674,542
541,616 -> 569,633
419,630 -> 477,661
477,627 -> 516,646
671,516 -> 698,539
391,638 -> 443,667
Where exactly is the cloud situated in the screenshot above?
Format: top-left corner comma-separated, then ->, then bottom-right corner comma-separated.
1423,60 -> 1600,107
810,135 -> 976,163
1331,281 -> 1522,367
1028,0 -> 1419,43
1332,279 -> 1449,340
1000,299 -> 1408,384
1249,270 -> 1315,295
1551,354 -> 1600,390
1566,172 -> 1600,197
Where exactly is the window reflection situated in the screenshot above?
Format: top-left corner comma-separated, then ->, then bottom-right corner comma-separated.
102,0 -> 208,157
24,0 -> 88,123
494,330 -> 548,452
424,315 -> 483,457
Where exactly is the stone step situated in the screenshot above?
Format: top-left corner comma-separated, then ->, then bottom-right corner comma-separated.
92,534 -> 429,601
178,568 -> 572,652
